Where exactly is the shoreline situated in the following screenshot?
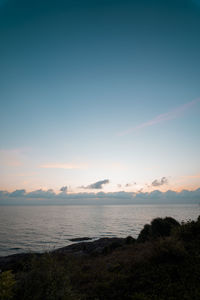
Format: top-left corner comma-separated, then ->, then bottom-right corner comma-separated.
0,236 -> 130,269
0,217 -> 200,300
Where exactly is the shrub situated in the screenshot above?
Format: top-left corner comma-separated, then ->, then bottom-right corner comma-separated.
125,236 -> 136,245
152,238 -> 187,263
15,253 -> 80,300
137,217 -> 180,242
175,216 -> 200,243
0,270 -> 16,300
131,293 -> 151,300
137,224 -> 151,242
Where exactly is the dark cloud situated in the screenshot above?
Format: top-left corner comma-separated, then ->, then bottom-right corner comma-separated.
84,179 -> 110,190
60,186 -> 68,193
152,177 -> 168,187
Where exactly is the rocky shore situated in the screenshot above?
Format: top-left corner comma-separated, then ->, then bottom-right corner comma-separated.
0,236 -> 133,271
54,237 -> 128,255
0,217 -> 200,300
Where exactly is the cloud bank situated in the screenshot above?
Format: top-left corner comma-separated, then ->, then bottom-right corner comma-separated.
0,187 -> 199,205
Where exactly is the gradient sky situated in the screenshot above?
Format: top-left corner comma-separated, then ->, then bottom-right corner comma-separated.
0,0 -> 200,194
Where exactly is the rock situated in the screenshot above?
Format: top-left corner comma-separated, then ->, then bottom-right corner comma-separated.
69,237 -> 93,242
54,237 -> 125,255
0,236 -> 135,269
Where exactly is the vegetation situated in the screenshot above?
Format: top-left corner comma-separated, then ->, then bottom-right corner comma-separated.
137,217 -> 180,242
0,271 -> 16,300
1,216 -> 200,300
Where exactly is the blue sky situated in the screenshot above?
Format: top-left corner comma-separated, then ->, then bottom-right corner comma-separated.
0,0 -> 200,195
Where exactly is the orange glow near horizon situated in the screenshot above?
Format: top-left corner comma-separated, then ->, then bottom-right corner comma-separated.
1,184 -> 199,195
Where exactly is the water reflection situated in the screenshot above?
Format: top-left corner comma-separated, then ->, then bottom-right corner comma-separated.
0,204 -> 199,256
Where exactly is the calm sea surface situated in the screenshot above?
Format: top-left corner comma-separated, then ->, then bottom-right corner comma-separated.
0,204 -> 199,256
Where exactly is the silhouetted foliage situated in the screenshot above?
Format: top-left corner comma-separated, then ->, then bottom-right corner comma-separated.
125,236 -> 136,245
137,217 -> 180,242
137,224 -> 151,242
15,253 -> 80,300
1,216 -> 200,300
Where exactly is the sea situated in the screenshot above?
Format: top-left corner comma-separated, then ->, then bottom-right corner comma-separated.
0,204 -> 199,257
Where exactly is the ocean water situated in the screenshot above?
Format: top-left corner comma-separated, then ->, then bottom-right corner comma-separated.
0,204 -> 199,257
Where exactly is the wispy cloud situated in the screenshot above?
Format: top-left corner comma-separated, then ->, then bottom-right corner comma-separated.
40,163 -> 88,170
118,99 -> 200,136
125,182 -> 136,187
117,182 -> 136,188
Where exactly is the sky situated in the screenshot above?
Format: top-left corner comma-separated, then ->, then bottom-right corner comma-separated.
0,0 -> 200,201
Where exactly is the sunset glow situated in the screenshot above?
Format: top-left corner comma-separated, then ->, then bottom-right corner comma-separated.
0,0 -> 200,203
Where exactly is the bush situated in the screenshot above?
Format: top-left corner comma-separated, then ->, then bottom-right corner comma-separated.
131,293 -> 151,300
15,253 -> 80,300
137,217 -> 180,242
0,270 -> 16,300
175,216 -> 200,243
152,238 -> 187,263
125,236 -> 136,245
137,224 -> 151,242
